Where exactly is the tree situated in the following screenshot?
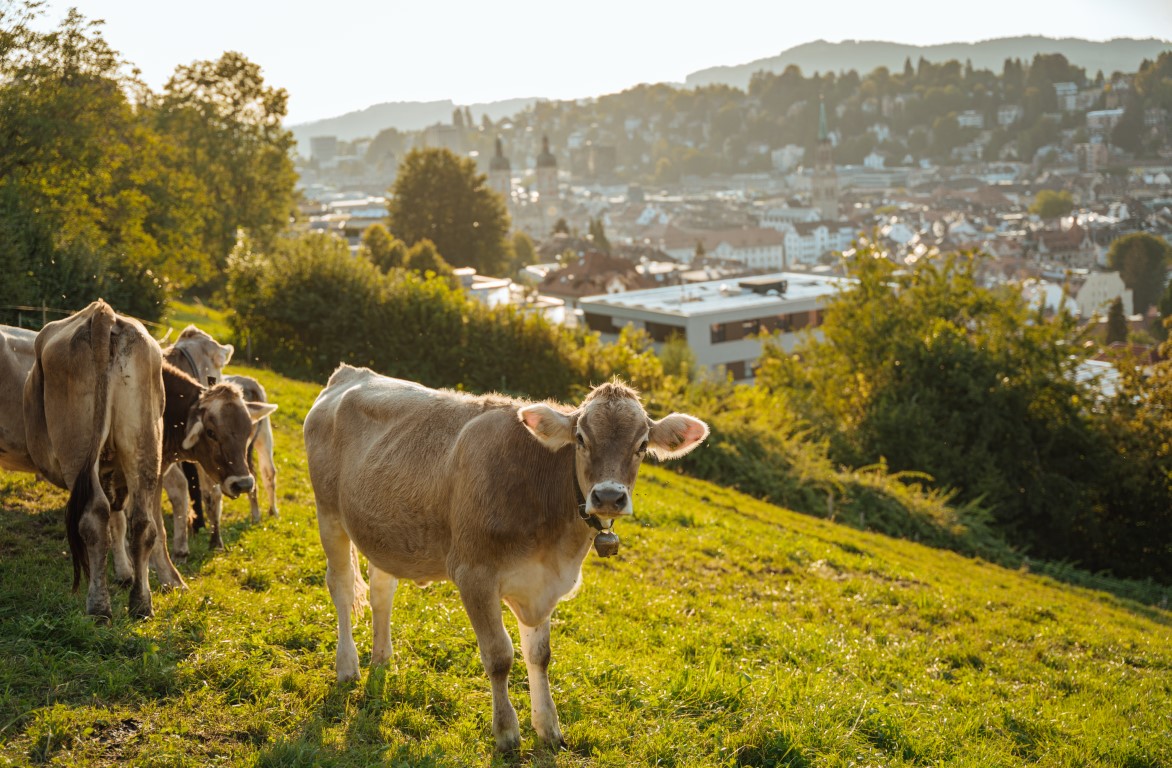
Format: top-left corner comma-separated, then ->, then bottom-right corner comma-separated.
1107,233 -> 1171,315
404,238 -> 453,279
1029,189 -> 1074,219
388,147 -> 511,276
362,223 -> 407,273
588,217 -> 612,254
1105,297 -> 1128,344
155,51 -> 297,290
552,218 -> 570,236
0,3 -> 169,320
757,246 -> 1100,561
1154,280 -> 1172,341
508,230 -> 537,275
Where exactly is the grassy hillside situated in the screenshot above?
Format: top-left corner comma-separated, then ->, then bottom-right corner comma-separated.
1,364 -> 1169,767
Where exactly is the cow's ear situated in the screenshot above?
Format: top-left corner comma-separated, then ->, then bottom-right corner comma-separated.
518,404 -> 574,451
216,343 -> 234,369
182,416 -> 204,450
647,413 -> 709,459
246,401 -> 277,423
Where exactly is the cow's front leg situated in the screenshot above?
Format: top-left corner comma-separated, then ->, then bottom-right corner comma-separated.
458,577 -> 520,751
319,512 -> 364,681
520,618 -> 564,747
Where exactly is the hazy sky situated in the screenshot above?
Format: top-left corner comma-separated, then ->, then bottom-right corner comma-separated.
40,0 -> 1172,125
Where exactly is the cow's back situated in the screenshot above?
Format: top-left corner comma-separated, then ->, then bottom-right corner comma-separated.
24,302 -> 163,489
0,325 -> 37,473
305,366 -> 522,581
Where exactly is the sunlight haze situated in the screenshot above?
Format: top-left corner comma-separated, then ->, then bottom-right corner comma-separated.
42,0 -> 1172,124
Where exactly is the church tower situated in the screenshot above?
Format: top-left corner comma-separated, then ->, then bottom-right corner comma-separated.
812,99 -> 839,221
489,136 -> 512,207
535,134 -> 558,206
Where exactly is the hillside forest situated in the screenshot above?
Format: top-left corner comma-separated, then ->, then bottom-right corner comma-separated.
1,2 -> 1169,590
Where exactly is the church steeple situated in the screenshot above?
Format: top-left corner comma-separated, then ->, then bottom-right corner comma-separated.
534,134 -> 559,208
488,135 -> 512,205
812,97 -> 839,221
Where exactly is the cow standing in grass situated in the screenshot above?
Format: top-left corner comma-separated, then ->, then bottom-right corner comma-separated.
303,365 -> 707,750
13,302 -> 274,618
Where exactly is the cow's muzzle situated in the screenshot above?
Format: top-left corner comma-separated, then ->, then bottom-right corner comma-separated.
223,475 -> 254,499
586,482 -> 632,518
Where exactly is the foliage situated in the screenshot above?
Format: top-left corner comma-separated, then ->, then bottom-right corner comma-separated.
756,246 -> 1112,566
1107,232 -> 1171,315
1,360 -> 1169,766
1105,296 -> 1128,344
507,230 -> 537,276
0,4 -> 297,318
1028,189 -> 1074,219
0,4 -> 168,321
387,147 -> 511,277
587,217 -> 611,254
226,232 -> 662,399
154,51 -> 297,292
359,223 -> 405,273
403,238 -> 453,279
1085,345 -> 1172,580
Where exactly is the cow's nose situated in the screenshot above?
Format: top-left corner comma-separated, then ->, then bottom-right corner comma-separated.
590,486 -> 628,511
226,476 -> 254,497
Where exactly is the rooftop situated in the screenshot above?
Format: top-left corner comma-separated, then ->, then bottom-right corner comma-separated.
580,271 -> 851,317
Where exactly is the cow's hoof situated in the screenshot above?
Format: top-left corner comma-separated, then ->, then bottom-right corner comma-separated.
113,576 -> 134,590
494,731 -> 521,753
210,535 -> 225,551
172,551 -> 188,564
128,600 -> 153,621
87,608 -> 113,624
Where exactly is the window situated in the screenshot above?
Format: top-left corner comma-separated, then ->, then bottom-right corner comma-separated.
583,313 -> 616,333
645,321 -> 684,343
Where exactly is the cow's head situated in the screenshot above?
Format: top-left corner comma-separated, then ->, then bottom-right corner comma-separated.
173,325 -> 234,386
181,382 -> 277,498
519,380 -> 708,525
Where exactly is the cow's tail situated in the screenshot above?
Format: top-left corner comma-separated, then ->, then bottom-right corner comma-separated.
65,303 -> 116,593
351,543 -> 370,620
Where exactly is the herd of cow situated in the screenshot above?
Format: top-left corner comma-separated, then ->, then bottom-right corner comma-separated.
2,299 -> 712,750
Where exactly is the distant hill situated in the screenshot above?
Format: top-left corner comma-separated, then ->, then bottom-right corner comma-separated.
686,36 -> 1172,90
289,97 -> 540,154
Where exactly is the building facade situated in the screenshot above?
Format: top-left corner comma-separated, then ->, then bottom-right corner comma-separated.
578,272 -> 850,380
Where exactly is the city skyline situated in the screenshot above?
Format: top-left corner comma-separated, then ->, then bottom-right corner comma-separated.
38,0 -> 1172,124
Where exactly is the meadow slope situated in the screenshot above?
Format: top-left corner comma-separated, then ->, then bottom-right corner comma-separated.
0,363 -> 1169,767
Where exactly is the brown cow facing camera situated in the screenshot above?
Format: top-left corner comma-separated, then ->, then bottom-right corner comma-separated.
303,365 -> 707,750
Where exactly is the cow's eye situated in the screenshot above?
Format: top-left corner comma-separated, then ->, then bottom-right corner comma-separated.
576,432 -> 585,448
205,428 -> 217,441
638,440 -> 648,454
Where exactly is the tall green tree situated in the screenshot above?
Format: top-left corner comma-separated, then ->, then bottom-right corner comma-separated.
1105,297 -> 1128,344
154,51 -> 296,290
1029,189 -> 1075,219
0,3 -> 168,320
1107,233 -> 1171,315
387,147 -> 511,276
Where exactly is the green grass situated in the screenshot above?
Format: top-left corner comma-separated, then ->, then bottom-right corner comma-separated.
163,300 -> 233,343
1,315 -> 1169,766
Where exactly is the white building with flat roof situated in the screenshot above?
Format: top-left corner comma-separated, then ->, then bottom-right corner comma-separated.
578,272 -> 851,380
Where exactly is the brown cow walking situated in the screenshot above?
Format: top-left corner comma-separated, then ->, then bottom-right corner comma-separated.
303,365 -> 707,749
